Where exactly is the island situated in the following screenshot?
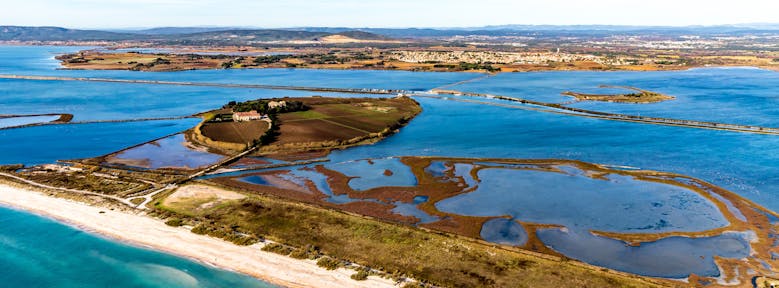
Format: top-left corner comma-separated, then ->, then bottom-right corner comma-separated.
561,85 -> 675,103
0,94 -> 689,288
188,96 -> 422,156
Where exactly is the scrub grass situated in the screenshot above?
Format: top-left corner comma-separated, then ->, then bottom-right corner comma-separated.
157,183 -> 672,288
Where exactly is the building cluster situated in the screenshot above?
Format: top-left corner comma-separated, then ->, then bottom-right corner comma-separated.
389,50 -> 603,65
268,100 -> 286,109
233,111 -> 271,123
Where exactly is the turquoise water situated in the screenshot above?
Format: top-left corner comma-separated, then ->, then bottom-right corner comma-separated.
3,45 -> 779,281
0,206 -> 276,288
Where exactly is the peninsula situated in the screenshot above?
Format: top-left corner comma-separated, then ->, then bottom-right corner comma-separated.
55,48 -> 779,73
0,94 -> 678,288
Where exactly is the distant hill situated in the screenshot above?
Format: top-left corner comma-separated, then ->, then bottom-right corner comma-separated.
3,25 -> 778,44
121,27 -> 243,35
289,24 -> 779,38
0,26 -> 140,41
0,26 -> 394,44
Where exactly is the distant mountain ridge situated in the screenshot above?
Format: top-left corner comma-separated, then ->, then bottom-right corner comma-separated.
0,26 -> 391,43
2,24 -> 778,43
0,26 -> 139,41
286,24 -> 779,38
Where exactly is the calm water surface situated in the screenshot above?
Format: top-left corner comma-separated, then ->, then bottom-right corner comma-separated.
0,206 -> 276,288
2,45 -> 779,281
112,133 -> 224,169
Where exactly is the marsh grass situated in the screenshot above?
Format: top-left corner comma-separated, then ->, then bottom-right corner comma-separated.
158,186 -> 668,288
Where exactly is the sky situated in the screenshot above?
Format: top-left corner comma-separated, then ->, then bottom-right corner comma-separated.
2,0 -> 779,29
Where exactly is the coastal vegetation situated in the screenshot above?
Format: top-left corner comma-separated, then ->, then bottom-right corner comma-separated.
55,47 -> 779,73
188,96 -> 421,156
156,183 -> 669,288
203,156 -> 779,286
6,23 -> 779,288
561,85 -> 675,103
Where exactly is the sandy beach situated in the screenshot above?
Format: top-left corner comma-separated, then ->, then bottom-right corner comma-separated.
0,183 -> 398,288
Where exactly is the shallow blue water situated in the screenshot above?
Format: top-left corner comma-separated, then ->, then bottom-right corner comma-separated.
0,206 -> 275,288
479,218 -> 528,246
435,166 -> 728,233
0,119 -> 199,165
329,97 -> 779,213
113,133 -> 224,169
0,46 -> 477,91
453,68 -> 779,127
0,79 -> 388,121
325,158 -> 417,191
3,45 -> 779,281
537,229 -> 750,278
0,115 -> 59,128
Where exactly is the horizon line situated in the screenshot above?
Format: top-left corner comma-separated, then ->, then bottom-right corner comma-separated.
5,23 -> 779,31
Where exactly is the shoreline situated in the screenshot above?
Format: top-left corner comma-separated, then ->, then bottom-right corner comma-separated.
0,183 -> 397,288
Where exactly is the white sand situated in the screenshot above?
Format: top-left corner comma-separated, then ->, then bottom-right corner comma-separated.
0,183 -> 398,288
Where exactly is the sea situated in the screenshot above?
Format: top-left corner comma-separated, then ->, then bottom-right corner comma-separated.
2,45 -> 779,283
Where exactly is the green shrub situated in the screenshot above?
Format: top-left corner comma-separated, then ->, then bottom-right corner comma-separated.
262,243 -> 294,255
225,234 -> 259,246
289,244 -> 320,260
165,218 -> 183,227
191,224 -> 209,235
350,270 -> 370,281
316,257 -> 342,270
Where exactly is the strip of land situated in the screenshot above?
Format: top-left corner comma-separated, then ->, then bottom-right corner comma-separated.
0,183 -> 398,288
55,49 -> 779,73
561,85 -> 675,104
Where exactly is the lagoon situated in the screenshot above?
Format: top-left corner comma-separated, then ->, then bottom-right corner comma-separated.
3,44 -> 779,282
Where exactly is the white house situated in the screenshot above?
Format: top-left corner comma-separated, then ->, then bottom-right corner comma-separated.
233,110 -> 264,122
268,101 -> 287,109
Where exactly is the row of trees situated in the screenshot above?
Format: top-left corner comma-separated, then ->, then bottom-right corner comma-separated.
226,99 -> 309,114
252,53 -> 369,66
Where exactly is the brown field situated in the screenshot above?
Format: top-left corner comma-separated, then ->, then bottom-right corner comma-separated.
187,96 -> 420,156
269,97 -> 421,149
201,121 -> 269,144
57,52 -> 228,71
275,119 -> 366,144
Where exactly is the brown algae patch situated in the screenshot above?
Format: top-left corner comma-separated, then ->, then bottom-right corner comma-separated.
208,156 -> 779,284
